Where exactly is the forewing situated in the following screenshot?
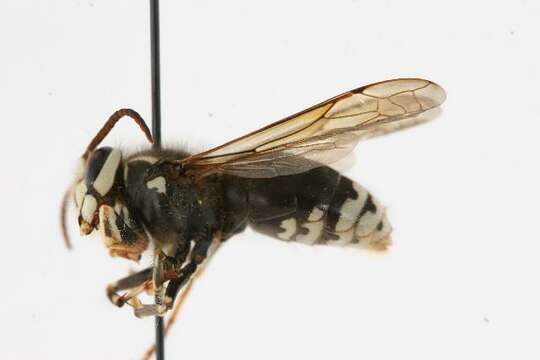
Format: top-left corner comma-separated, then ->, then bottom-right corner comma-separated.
182,78 -> 446,178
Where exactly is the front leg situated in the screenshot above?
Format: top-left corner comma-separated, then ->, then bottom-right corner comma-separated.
106,267 -> 153,307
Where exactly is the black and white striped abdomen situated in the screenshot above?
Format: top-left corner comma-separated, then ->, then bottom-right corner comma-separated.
244,166 -> 392,251
322,175 -> 391,249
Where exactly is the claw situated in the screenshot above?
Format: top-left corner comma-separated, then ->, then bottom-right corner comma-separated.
107,285 -> 127,307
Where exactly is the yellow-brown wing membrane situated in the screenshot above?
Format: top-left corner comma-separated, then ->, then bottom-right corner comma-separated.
181,78 -> 446,178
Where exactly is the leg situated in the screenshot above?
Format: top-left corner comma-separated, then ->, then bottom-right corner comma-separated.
133,257 -> 196,318
162,230 -> 221,309
106,267 -> 153,307
163,261 -> 197,309
134,260 -> 198,318
134,231 -> 219,318
140,234 -> 222,358
133,245 -> 191,318
141,264 -> 205,360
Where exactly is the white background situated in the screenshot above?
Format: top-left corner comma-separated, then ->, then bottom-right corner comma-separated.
1,1 -> 539,359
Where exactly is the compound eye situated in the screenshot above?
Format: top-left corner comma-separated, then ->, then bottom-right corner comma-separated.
85,147 -> 122,196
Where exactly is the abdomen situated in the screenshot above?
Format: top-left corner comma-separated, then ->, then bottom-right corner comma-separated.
240,166 -> 392,250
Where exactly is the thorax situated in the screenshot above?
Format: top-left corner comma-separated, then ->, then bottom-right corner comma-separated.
122,149 -> 224,246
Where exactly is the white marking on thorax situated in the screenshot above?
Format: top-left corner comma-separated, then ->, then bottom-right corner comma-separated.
129,155 -> 158,164
296,221 -> 323,244
146,176 -> 167,194
277,218 -> 297,240
335,183 -> 368,232
81,194 -> 97,223
93,149 -> 122,196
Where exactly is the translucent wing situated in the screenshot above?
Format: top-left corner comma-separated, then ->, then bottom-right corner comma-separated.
182,78 -> 446,178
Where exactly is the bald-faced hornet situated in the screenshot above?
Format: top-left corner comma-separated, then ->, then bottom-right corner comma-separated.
61,79 -> 445,318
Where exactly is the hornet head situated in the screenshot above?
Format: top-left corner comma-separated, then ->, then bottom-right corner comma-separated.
60,109 -> 153,249
74,147 -> 124,235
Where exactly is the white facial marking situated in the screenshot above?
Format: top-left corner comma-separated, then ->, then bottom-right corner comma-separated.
335,183 -> 368,232
81,194 -> 97,223
307,207 -> 324,222
129,155 -> 158,164
93,149 -> 122,196
146,176 -> 167,194
277,218 -> 296,240
74,181 -> 87,210
114,201 -> 122,214
99,205 -> 122,246
355,197 -> 384,238
296,221 -> 323,245
121,206 -> 131,227
74,157 -> 86,180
